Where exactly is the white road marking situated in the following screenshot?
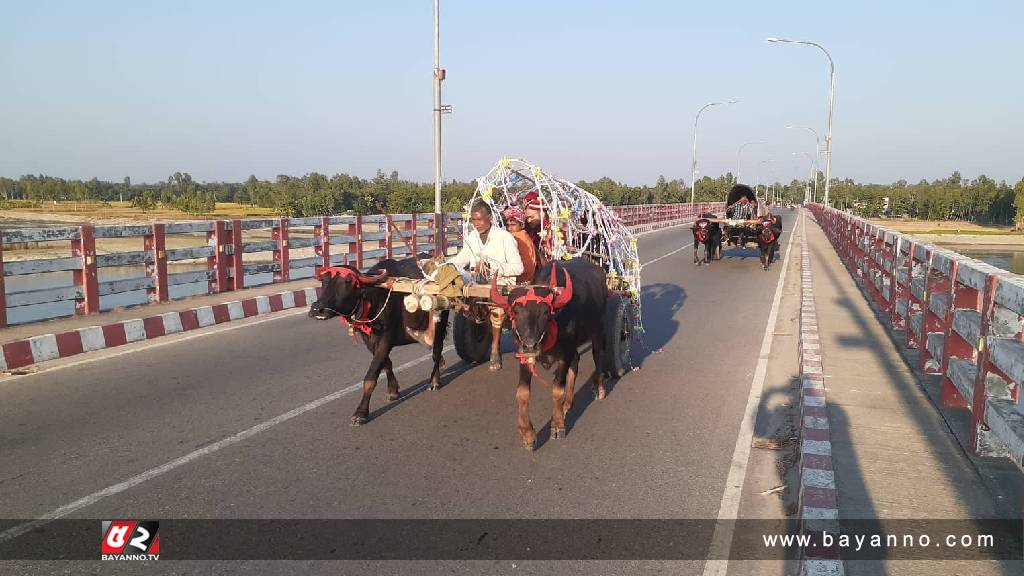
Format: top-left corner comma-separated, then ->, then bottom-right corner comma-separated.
641,242 -> 694,268
701,214 -> 801,576
0,344 -> 455,544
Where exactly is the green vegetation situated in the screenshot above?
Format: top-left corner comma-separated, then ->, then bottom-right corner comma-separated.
2,170 -> 1023,225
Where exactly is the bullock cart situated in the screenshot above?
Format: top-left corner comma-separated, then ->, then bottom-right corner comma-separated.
382,157 -> 643,377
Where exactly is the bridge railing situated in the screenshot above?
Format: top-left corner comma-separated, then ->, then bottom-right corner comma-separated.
0,202 -> 719,328
810,203 -> 1024,471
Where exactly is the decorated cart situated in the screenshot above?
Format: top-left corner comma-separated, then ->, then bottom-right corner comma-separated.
385,158 -> 643,377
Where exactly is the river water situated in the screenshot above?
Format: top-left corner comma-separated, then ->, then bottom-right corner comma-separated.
947,247 -> 1024,276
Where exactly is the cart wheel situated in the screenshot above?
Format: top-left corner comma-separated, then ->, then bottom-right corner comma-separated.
454,314 -> 492,364
604,296 -> 636,378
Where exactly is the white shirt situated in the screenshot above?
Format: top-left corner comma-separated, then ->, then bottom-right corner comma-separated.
450,225 -> 524,285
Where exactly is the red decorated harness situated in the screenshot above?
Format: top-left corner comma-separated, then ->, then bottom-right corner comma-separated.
315,266 -> 389,338
695,219 -> 710,243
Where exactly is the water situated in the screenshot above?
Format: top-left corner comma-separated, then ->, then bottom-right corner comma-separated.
952,247 -> 1024,276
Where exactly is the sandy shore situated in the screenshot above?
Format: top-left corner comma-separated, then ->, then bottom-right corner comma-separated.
917,234 -> 1024,247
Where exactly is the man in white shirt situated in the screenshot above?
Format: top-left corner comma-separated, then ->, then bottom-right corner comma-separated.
449,200 -> 524,371
450,201 -> 524,286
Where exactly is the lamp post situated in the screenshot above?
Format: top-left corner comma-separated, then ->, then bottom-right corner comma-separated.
432,0 -> 444,214
691,99 -> 738,204
768,38 -> 835,206
736,140 -> 767,185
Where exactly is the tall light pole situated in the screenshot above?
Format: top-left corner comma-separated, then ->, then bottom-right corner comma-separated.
768,38 -> 835,206
432,0 -> 444,214
756,159 -> 773,212
736,140 -> 767,185
691,99 -> 738,204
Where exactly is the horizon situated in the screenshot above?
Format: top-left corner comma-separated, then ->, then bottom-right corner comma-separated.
2,1 -> 1021,187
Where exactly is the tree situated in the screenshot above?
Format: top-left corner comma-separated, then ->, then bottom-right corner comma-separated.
1014,179 -> 1024,231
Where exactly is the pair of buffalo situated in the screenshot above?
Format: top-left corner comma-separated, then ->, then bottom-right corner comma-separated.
308,257 -> 609,450
692,213 -> 783,271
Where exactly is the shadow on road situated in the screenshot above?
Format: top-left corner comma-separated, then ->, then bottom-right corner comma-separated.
635,282 -> 687,367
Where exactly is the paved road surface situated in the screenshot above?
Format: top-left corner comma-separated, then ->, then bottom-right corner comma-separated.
0,215 -> 801,575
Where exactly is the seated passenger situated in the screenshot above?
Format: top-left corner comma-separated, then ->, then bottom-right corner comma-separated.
450,200 -> 524,285
502,207 -> 537,284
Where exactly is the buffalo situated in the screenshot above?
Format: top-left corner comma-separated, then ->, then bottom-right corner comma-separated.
309,256 -> 450,425
757,214 -> 784,271
490,258 -> 608,450
692,213 -> 722,265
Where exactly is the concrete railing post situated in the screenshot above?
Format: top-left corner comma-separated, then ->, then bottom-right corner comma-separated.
72,225 -> 99,315
314,216 -> 330,275
0,240 -> 7,328
273,217 -> 290,283
231,219 -> 244,290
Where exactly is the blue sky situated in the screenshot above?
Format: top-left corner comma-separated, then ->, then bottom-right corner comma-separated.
1,0 -> 1021,186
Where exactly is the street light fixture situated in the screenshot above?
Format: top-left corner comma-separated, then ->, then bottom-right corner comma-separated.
691,99 -> 738,204
768,37 -> 835,206
736,140 -> 767,185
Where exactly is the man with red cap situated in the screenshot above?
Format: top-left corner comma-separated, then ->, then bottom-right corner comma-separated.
522,191 -> 551,266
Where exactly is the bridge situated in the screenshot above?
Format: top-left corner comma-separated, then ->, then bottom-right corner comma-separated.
1,205 -> 1022,575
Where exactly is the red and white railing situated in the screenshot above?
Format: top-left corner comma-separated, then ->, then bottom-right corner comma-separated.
810,203 -> 1024,470
0,202 -> 721,328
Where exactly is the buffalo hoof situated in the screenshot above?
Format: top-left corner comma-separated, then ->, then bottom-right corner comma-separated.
488,360 -> 502,372
522,441 -> 536,451
552,427 -> 566,440
350,415 -> 368,426
385,391 -> 400,402
429,380 -> 442,391
594,387 -> 607,401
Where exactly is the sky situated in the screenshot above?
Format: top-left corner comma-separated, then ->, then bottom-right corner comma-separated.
1,0 -> 1021,187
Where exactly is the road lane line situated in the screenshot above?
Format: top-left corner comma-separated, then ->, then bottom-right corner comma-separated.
0,345 -> 454,544
701,214 -> 801,576
641,242 -> 694,268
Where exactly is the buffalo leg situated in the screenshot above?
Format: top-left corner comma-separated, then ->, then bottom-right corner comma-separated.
353,336 -> 394,425
591,332 -> 607,400
383,358 -> 400,401
516,364 -> 536,449
429,311 -> 449,390
563,353 -> 579,417
551,357 -> 570,439
693,236 -> 700,265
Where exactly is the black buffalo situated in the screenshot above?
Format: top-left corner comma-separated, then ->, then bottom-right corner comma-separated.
692,213 -> 722,265
490,259 -> 608,450
309,257 -> 449,425
757,214 -> 784,271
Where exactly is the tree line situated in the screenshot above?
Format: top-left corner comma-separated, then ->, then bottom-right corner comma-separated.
2,170 -> 1023,226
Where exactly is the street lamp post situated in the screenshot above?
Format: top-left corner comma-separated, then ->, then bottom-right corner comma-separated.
768,38 -> 835,206
433,0 -> 444,214
691,99 -> 738,204
736,140 -> 767,185
756,159 -> 773,213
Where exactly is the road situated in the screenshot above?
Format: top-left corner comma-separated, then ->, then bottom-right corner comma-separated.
0,214 -> 803,575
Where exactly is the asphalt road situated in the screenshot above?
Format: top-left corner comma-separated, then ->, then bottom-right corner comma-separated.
0,214 -> 801,575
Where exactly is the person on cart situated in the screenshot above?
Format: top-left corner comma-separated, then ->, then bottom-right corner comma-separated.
522,190 -> 552,266
449,200 -> 524,285
502,206 -> 537,284
449,200 -> 524,371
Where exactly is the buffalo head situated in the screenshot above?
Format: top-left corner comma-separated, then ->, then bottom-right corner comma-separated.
309,266 -> 388,320
492,264 -> 573,359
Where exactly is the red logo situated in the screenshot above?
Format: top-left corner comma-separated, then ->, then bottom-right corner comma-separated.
101,521 -> 160,560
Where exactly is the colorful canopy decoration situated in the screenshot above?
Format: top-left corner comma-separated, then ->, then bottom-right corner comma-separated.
464,158 -> 641,299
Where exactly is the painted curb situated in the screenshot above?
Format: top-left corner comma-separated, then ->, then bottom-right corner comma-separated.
798,212 -> 845,575
1,286 -> 321,373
